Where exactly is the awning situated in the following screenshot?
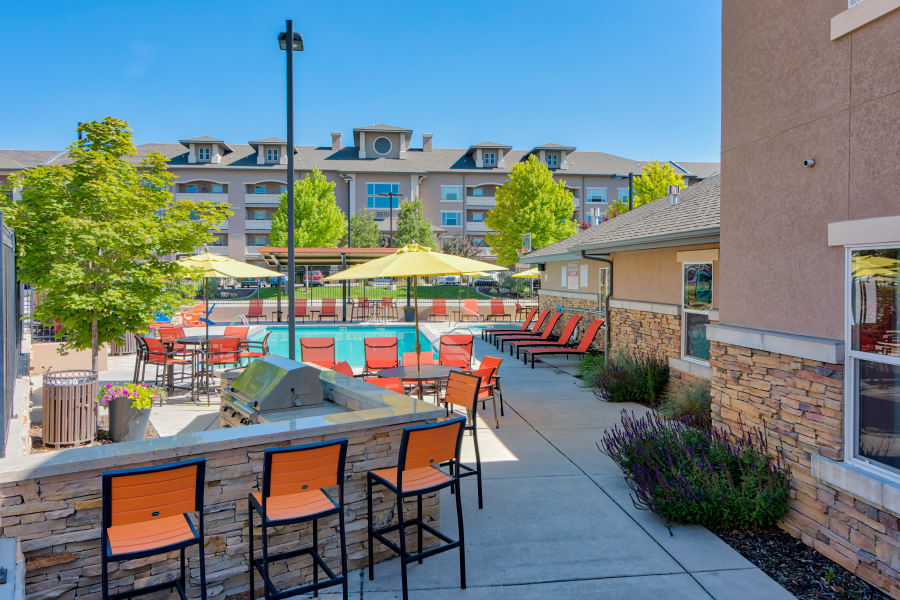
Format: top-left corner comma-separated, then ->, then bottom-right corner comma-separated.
258,247 -> 397,267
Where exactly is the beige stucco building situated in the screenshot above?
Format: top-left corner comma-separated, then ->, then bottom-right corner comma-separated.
0,125 -> 716,265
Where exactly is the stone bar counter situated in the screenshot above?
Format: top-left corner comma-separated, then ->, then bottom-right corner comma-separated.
0,368 -> 444,600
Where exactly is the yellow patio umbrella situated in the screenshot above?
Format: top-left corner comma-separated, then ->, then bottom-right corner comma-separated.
852,255 -> 900,278
324,243 -> 506,373
512,267 -> 540,278
178,252 -> 283,342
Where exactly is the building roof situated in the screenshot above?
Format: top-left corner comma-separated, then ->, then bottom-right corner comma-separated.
466,142 -> 513,155
531,143 -> 577,153
248,137 -> 287,145
669,161 -> 720,179
522,173 -> 720,262
178,137 -> 233,153
0,150 -> 61,171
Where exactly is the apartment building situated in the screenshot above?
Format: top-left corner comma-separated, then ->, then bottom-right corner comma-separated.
0,125 -> 717,265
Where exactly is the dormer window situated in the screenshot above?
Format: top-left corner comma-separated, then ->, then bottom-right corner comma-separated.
197,147 -> 210,161
547,153 -> 559,168
484,152 -> 496,167
266,148 -> 279,162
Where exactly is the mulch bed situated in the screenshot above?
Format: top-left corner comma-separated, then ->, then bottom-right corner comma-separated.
715,528 -> 889,600
29,417 -> 159,453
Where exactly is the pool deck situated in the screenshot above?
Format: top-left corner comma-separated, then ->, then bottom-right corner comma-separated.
47,322 -> 795,599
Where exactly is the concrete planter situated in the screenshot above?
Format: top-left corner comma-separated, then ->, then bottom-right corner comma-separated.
108,398 -> 151,443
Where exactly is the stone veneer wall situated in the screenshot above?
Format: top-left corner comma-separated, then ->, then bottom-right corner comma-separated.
0,422 -> 440,600
709,340 -> 899,597
608,306 -> 680,362
536,292 -> 604,352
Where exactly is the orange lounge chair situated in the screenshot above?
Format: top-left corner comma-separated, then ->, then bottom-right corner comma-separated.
482,307 -> 540,342
490,309 -> 550,346
523,319 -> 605,368
507,314 -> 582,358
496,312 -> 562,352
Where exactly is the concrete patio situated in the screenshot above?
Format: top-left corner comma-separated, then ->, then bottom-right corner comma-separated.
71,329 -> 796,599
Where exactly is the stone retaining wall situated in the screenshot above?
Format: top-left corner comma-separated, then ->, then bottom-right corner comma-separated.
709,340 -> 900,597
0,422 -> 440,600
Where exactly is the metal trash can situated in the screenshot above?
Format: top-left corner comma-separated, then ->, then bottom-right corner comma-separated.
42,370 -> 98,448
110,334 -> 136,356
403,306 -> 416,322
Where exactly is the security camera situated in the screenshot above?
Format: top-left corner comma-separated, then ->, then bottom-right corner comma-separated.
802,159 -> 816,168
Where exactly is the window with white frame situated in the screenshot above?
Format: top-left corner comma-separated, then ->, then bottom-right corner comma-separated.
547,153 -> 559,168
618,187 -> 630,202
847,246 -> 900,474
366,183 -> 400,209
441,185 -> 462,202
682,262 -> 713,362
587,188 -> 607,203
441,211 -> 462,227
483,152 -> 496,167
266,148 -> 279,162
197,147 -> 210,161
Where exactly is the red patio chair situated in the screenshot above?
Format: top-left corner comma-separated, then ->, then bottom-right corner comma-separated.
319,298 -> 338,322
333,361 -> 355,377
157,326 -> 189,356
352,297 -> 371,321
244,298 -> 267,323
459,298 -> 480,322
440,370 -> 486,508
496,312 -> 562,352
223,325 -> 249,342
487,299 -> 511,322
239,331 -> 271,365
514,303 -> 528,320
366,377 -> 405,394
490,309 -> 549,346
300,337 -> 336,369
401,351 -> 436,367
295,298 -> 309,321
364,337 -> 399,375
471,361 -> 501,429
507,314 -> 582,358
477,355 -> 505,423
439,334 -> 474,370
482,307 -> 540,342
378,297 -> 398,321
429,299 -> 449,321
140,336 -> 194,402
201,337 -> 241,404
523,319 -> 605,368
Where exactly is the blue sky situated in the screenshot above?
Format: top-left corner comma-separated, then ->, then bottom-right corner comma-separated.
0,1 -> 721,162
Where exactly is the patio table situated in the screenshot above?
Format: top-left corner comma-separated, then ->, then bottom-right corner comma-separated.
377,364 -> 455,402
176,335 -> 233,399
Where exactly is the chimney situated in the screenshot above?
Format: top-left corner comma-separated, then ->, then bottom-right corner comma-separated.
422,133 -> 433,152
331,132 -> 342,151
668,184 -> 681,205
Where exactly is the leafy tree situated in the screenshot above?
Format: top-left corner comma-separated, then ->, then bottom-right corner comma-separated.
0,117 -> 231,369
485,155 -> 577,264
348,208 -> 382,248
270,168 -> 347,247
606,160 -> 685,218
394,197 -> 435,249
439,234 -> 482,259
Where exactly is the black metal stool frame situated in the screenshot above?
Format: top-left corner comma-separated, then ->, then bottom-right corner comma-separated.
248,438 -> 349,600
441,371 -> 485,509
367,417 -> 468,600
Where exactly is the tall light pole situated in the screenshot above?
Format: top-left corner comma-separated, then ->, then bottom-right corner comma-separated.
279,20 -> 303,360
342,174 -> 353,248
376,191 -> 402,247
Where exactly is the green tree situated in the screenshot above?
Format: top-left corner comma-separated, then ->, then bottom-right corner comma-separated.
394,197 -> 435,249
270,168 -> 347,247
485,155 -> 577,264
0,117 -> 231,369
607,160 -> 685,218
348,209 -> 382,248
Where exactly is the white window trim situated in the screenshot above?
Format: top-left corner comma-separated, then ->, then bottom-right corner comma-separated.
266,148 -> 279,161
547,153 -> 559,168
681,261 -> 713,365
586,188 -> 607,203
372,136 -> 392,156
843,243 -> 900,482
366,182 -> 400,209
483,152 -> 496,166
441,185 -> 463,202
197,147 -> 210,161
441,211 -> 462,227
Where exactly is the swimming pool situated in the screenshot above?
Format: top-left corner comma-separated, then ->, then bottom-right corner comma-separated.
256,325 -> 435,367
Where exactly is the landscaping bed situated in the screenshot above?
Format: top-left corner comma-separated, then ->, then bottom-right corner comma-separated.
715,528 -> 889,600
29,417 -> 158,453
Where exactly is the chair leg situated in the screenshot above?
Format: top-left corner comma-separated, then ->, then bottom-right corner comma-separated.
180,547 -> 186,593
472,421 -> 483,510
367,476 -> 375,581
261,521 -> 270,600
339,502 -> 349,600
312,518 -> 319,597
492,393 -> 500,429
101,552 -> 109,600
396,491 -> 409,600
248,500 -> 255,600
497,382 -> 505,416
455,477 -> 467,590
198,537 -> 208,600
417,494 -> 423,564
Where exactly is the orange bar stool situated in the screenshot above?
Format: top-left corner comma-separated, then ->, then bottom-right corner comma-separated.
249,438 -> 350,600
101,458 -> 207,600
367,417 -> 468,600
441,370 -> 486,508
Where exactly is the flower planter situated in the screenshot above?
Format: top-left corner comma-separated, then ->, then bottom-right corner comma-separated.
107,398 -> 151,443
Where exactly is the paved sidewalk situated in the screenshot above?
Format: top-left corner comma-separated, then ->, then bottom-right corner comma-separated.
341,336 -> 796,599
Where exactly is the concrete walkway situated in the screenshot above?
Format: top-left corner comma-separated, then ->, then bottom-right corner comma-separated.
338,336 -> 796,599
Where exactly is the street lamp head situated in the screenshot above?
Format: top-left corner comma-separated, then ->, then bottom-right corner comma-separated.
278,31 -> 304,51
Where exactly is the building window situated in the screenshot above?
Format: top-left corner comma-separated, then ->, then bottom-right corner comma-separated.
472,187 -> 484,197
211,184 -> 224,194
441,212 -> 462,227
373,136 -> 392,155
847,247 -> 900,474
470,236 -> 485,247
280,185 -> 287,193
547,153 -> 558,168
469,212 -> 484,222
366,183 -> 400,209
441,186 -> 462,202
197,147 -> 210,161
266,148 -> 279,162
210,234 -> 228,247
587,188 -> 607,203
484,152 -> 496,167
247,209 -> 269,221
246,234 -> 270,247
254,185 -> 266,194
186,184 -> 198,193
618,188 -> 630,202
682,262 -> 713,362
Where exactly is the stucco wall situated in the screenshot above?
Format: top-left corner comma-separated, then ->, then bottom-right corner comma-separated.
613,244 -> 719,307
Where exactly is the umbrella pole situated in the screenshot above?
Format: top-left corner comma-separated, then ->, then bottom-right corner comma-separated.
414,277 -> 421,378
205,277 -> 209,343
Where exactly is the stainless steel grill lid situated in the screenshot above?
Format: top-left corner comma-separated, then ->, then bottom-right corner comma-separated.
228,356 -> 323,412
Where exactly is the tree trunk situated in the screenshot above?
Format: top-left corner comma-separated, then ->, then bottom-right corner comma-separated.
91,319 -> 98,372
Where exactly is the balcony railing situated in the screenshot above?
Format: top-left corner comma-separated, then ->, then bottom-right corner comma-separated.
245,219 -> 272,231
465,222 -> 494,233
466,195 -> 496,207
244,193 -> 282,206
207,245 -> 229,255
176,192 -> 230,203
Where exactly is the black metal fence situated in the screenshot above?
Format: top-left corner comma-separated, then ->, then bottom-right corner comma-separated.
0,212 -> 21,454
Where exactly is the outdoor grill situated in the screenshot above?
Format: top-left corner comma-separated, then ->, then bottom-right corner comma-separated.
219,356 -> 326,427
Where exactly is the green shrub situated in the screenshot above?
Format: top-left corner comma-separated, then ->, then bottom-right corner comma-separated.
660,382 -> 712,429
592,352 -> 669,406
601,410 -> 790,529
576,353 -> 605,386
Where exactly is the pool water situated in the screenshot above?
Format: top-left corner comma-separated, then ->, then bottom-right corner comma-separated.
257,326 -> 434,367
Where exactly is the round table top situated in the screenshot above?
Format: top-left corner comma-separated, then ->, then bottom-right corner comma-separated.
176,334 -> 229,345
377,365 -> 456,381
